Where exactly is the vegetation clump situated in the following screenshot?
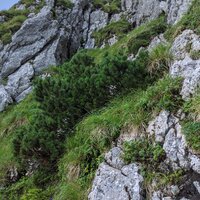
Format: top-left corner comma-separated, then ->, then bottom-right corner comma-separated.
182,122 -> 200,152
12,50 -> 150,171
92,19 -> 132,47
123,138 -> 165,166
93,0 -> 121,14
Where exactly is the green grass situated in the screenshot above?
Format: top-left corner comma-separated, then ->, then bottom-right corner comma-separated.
54,76 -> 182,199
182,122 -> 200,152
0,176 -> 54,200
148,44 -> 173,77
190,50 -> 200,60
87,16 -> 167,64
0,95 -> 40,186
93,0 -> 121,14
92,19 -> 132,47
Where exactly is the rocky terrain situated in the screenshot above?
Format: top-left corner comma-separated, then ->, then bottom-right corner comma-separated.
0,0 -> 200,199
89,26 -> 200,200
0,0 -> 192,111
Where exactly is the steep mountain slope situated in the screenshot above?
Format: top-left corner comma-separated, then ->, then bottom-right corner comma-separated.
0,0 -> 200,199
0,0 -> 192,111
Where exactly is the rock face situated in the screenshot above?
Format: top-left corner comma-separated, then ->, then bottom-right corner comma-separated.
88,147 -> 144,200
121,0 -> 192,25
0,0 -> 193,111
0,85 -> 13,112
170,30 -> 200,99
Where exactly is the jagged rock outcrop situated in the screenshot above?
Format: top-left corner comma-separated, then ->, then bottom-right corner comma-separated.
121,0 -> 192,25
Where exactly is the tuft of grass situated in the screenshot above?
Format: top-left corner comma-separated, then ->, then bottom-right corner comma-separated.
190,50 -> 200,60
127,15 -> 167,54
182,122 -> 200,152
87,16 -> 168,64
0,14 -> 27,44
148,44 -> 173,77
93,0 -> 121,14
123,138 -> 165,165
0,0 -> 45,44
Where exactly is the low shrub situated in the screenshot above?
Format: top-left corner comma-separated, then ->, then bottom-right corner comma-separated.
13,50 -> 150,170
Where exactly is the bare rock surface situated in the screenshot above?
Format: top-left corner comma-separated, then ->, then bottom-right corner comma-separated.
170,30 -> 200,99
89,147 -> 144,200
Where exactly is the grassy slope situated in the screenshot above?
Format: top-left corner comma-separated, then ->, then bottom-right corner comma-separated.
0,0 -> 199,199
0,95 -> 39,185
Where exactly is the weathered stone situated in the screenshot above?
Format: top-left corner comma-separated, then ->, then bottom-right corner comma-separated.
166,0 -> 193,24
0,85 -> 13,112
193,181 -> 200,194
5,63 -> 34,100
152,191 -> 164,200
89,163 -> 144,200
170,30 -> 200,99
107,35 -> 118,46
83,10 -> 109,49
0,7 -> 59,78
189,154 -> 200,174
163,124 -> 190,170
15,87 -> 32,103
122,0 -> 192,25
104,147 -> 125,170
7,167 -> 18,183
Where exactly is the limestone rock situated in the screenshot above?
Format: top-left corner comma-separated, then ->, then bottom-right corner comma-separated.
122,0 -> 192,25
170,30 -> 200,99
89,162 -> 144,200
147,110 -> 171,143
166,0 -> 193,24
0,85 -> 13,112
5,63 -> 34,100
1,7 -> 59,78
83,10 -> 109,49
7,167 -> 19,183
